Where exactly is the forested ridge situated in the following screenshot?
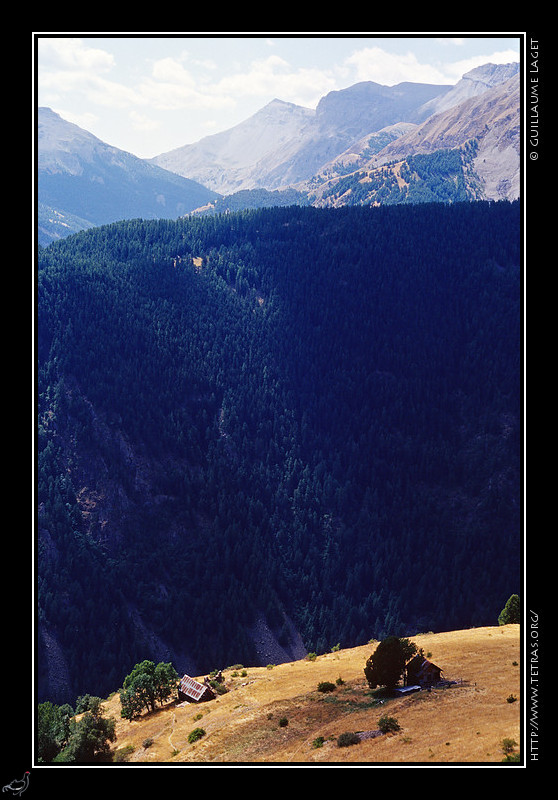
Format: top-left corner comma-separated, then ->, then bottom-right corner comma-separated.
37,201 -> 521,705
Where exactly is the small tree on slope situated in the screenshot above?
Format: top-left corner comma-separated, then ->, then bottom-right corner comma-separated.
498,594 -> 521,625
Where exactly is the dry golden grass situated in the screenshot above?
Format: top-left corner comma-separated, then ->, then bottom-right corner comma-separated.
102,624 -> 520,765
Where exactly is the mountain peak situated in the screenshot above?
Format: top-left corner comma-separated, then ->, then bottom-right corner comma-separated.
462,62 -> 519,86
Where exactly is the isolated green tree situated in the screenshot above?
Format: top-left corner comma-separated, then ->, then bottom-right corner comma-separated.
364,636 -> 417,691
498,594 -> 521,625
120,660 -> 178,720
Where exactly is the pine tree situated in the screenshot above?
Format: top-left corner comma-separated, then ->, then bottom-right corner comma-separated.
498,594 -> 521,625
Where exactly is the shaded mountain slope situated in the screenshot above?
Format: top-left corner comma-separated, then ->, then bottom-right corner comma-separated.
37,202 -> 521,705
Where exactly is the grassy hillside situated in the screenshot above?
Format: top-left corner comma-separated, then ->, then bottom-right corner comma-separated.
103,625 -> 520,764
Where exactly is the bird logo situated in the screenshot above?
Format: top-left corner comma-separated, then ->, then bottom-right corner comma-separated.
2,773 -> 30,796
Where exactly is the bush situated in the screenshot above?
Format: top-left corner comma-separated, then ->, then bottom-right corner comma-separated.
501,737 -> 518,756
317,681 -> 336,693
278,717 -> 288,727
378,715 -> 400,734
312,736 -> 325,749
337,732 -> 360,747
501,738 -> 519,762
188,727 -> 206,744
112,744 -> 134,762
208,680 -> 228,695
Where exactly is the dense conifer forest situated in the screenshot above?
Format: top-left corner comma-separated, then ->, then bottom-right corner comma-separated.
37,201 -> 521,704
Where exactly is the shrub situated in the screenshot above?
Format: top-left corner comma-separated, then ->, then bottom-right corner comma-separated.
312,736 -> 325,749
209,680 -> 228,695
501,738 -> 519,762
113,744 -> 134,762
317,681 -> 336,693
337,732 -> 360,747
188,727 -> 206,744
279,717 -> 288,727
378,715 -> 400,734
501,737 -> 518,756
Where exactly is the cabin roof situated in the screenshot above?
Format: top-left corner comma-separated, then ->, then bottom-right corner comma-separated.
408,655 -> 442,672
178,675 -> 211,701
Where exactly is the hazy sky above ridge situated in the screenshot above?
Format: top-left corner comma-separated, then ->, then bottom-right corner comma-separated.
35,33 -> 522,159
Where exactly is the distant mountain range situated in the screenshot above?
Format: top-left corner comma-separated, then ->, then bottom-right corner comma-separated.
152,79 -> 454,194
152,62 -> 519,200
37,63 -> 520,244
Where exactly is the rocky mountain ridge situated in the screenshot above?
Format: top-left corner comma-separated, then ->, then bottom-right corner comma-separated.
301,72 -> 520,207
152,62 -> 520,201
151,79 -> 453,194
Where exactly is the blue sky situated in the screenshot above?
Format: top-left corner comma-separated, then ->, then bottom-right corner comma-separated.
35,34 -> 523,159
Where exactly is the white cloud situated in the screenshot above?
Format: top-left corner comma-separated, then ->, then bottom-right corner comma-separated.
435,38 -> 466,46
151,56 -> 197,87
129,110 -> 161,133
38,37 -> 142,111
37,37 -> 114,73
131,53 -> 336,112
213,55 -> 337,107
344,45 -> 520,87
345,47 -> 449,86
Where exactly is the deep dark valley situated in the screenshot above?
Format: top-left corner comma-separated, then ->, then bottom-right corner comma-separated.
37,201 -> 521,705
